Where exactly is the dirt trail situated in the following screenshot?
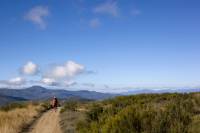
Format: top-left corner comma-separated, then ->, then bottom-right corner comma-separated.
27,108 -> 62,133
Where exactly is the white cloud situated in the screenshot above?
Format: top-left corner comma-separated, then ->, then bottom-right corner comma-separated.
24,6 -> 49,29
41,78 -> 76,87
22,61 -> 39,75
94,0 -> 119,17
9,77 -> 26,85
0,77 -> 26,86
41,61 -> 85,87
89,18 -> 101,28
0,60 -> 90,88
46,61 -> 85,79
41,78 -> 57,86
82,83 -> 95,87
63,80 -> 77,87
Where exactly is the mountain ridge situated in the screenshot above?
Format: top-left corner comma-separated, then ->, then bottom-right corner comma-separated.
0,95 -> 27,106
122,88 -> 200,95
1,86 -> 200,106
0,86 -> 116,106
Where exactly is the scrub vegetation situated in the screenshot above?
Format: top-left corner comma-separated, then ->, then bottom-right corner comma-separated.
76,93 -> 200,133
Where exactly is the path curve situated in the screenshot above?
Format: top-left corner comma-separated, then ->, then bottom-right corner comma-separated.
28,108 -> 62,133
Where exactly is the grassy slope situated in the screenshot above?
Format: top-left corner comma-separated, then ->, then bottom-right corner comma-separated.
0,102 -> 49,133
60,92 -> 200,133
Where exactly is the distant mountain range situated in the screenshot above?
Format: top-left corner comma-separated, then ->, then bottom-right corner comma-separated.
1,86 -> 200,106
122,88 -> 200,95
0,86 -> 116,106
0,95 -> 27,106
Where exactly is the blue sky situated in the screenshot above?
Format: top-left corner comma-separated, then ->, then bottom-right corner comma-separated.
0,0 -> 200,92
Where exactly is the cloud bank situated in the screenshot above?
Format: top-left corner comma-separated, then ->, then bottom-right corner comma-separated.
0,77 -> 26,86
45,61 -> 85,79
0,60 -> 89,88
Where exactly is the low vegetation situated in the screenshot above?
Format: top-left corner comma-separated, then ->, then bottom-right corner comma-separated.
1,93 -> 199,133
0,101 -> 49,133
60,110 -> 85,133
76,93 -> 200,133
59,99 -> 91,133
60,100 -> 78,113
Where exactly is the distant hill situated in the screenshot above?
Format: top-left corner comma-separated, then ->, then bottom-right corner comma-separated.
0,86 -> 115,104
0,95 -> 27,106
2,86 -> 199,106
122,88 -> 200,95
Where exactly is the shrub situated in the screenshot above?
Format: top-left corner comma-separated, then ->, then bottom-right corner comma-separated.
87,104 -> 103,121
77,93 -> 200,133
60,100 -> 78,113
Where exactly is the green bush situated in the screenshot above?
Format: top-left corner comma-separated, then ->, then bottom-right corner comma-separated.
87,104 -> 103,121
77,93 -> 200,133
60,100 -> 78,113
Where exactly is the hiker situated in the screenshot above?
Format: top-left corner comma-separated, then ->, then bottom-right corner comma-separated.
51,96 -> 58,111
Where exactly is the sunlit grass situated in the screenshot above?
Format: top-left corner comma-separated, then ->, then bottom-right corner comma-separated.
0,102 -> 47,133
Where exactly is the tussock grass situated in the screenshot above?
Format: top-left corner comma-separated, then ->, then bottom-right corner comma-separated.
0,102 -> 28,112
0,102 -> 47,133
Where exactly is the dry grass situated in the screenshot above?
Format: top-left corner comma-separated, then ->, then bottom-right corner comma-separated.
0,103 -> 44,133
189,115 -> 200,133
60,110 -> 85,133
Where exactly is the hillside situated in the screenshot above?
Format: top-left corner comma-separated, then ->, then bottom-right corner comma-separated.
0,95 -> 27,106
1,92 -> 200,133
0,86 -> 115,105
0,102 -> 48,133
123,88 -> 200,95
74,92 -> 200,133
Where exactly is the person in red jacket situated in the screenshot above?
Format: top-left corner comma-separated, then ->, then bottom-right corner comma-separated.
51,96 -> 58,112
